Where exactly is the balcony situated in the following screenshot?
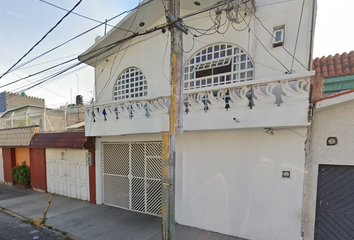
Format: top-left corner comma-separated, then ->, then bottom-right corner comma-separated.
85,71 -> 314,136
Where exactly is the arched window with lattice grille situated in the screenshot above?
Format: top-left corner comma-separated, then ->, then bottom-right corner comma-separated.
184,43 -> 254,90
113,67 -> 148,101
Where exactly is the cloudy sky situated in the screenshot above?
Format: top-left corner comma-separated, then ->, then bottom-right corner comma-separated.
0,0 -> 352,107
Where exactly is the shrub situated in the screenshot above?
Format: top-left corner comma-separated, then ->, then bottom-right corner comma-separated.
11,161 -> 31,186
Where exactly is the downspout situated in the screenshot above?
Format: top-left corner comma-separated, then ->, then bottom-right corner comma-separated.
308,0 -> 317,71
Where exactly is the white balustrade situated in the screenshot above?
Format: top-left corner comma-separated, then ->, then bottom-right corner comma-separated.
85,77 -> 310,123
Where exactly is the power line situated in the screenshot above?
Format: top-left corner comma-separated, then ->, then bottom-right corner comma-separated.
0,66 -> 70,100
16,53 -> 81,70
244,3 -> 308,71
37,0 -> 135,34
7,0 -> 155,74
290,0 -> 305,72
0,57 -> 78,88
0,0 -> 83,79
96,0 -> 144,102
1,2 -> 157,90
3,0 -> 236,94
249,27 -> 290,72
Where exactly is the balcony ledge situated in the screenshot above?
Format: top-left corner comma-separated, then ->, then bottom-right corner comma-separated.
85,72 -> 314,136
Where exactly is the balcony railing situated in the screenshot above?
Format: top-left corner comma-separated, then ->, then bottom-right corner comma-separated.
85,72 -> 314,136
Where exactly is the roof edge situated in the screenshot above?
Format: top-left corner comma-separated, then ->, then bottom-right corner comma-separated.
314,89 -> 354,109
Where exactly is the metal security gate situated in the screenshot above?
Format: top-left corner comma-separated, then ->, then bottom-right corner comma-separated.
102,142 -> 162,216
315,165 -> 354,240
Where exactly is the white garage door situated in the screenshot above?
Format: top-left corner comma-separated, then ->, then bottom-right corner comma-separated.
102,142 -> 162,216
46,149 -> 90,201
0,148 -> 4,182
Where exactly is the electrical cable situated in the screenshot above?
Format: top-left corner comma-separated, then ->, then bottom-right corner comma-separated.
37,0 -> 135,34
290,0 -> 305,72
7,0 -> 155,73
0,57 -> 78,88
0,0 -> 83,79
162,31 -> 170,82
1,1 -> 159,92
0,66 -> 70,100
3,0 -> 242,95
244,3 -> 308,71
2,24 -> 164,93
96,0 -> 143,102
16,53 -> 81,70
249,28 -> 290,72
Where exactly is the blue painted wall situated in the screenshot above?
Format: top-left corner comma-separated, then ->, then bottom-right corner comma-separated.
0,92 -> 7,112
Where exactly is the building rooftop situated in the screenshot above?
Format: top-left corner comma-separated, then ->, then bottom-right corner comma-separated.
312,51 -> 354,101
313,51 -> 354,80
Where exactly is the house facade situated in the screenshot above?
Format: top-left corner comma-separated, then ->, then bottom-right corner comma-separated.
302,52 -> 354,240
303,91 -> 354,240
80,1 -> 317,240
0,92 -> 95,202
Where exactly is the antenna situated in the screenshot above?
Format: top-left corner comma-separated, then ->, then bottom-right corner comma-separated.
76,74 -> 79,95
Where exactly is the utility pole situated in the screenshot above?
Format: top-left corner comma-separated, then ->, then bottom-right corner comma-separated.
162,0 -> 187,239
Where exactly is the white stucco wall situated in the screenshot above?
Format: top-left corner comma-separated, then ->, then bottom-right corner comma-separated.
95,127 -> 308,240
302,98 -> 354,240
93,0 -> 315,105
176,128 -> 307,240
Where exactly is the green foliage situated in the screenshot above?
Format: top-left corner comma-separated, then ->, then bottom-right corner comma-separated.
11,161 -> 31,186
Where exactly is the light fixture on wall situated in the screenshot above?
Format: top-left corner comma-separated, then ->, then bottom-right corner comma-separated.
282,171 -> 291,178
327,137 -> 338,146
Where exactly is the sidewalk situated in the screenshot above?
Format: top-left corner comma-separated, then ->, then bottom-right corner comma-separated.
0,184 -> 244,240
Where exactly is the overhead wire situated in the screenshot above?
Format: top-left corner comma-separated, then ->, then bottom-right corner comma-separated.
16,53 -> 81,70
0,0 -> 157,93
0,0 -> 83,79
249,26 -> 290,72
290,0 -> 306,72
37,0 -> 135,34
11,0 -> 235,94
3,23 -> 164,94
244,3 -> 308,71
0,0 -> 157,104
96,0 -> 144,102
0,66 -> 70,101
0,57 -> 78,89
3,0 -> 297,97
8,0 -> 155,73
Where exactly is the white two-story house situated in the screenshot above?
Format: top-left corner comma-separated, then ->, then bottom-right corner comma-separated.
79,1 -> 317,239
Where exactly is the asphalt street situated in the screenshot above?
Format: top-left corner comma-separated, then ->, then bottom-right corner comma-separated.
0,211 -> 66,240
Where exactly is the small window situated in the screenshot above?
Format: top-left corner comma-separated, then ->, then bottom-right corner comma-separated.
273,26 -> 285,48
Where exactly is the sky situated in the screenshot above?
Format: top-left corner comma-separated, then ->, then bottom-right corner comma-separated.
0,0 -> 353,107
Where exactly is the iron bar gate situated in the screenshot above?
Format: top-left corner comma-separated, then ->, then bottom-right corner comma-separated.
102,142 -> 162,216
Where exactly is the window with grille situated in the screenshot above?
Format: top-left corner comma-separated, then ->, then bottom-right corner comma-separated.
184,44 -> 254,90
113,67 -> 148,101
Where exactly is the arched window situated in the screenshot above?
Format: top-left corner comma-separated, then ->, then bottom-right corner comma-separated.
184,43 -> 254,90
113,67 -> 148,101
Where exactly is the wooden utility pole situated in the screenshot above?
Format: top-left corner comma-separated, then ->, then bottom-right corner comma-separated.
162,0 -> 185,239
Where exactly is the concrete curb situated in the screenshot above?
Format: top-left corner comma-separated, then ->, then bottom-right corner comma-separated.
0,206 -> 82,240
0,206 -> 26,220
